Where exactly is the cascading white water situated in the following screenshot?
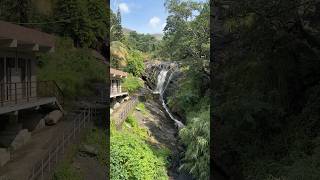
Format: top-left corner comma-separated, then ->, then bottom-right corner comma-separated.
154,69 -> 185,129
154,70 -> 168,94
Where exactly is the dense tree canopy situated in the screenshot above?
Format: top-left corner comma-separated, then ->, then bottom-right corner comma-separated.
212,0 -> 320,179
126,31 -> 160,53
0,0 -> 32,22
111,9 -> 124,42
0,0 -> 109,49
159,0 -> 210,179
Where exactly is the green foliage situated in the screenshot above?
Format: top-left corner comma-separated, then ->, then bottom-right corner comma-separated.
125,50 -> 145,77
0,0 -> 32,22
122,74 -> 144,93
111,125 -> 168,180
84,128 -> 108,166
53,144 -> 83,180
53,163 -> 83,180
52,0 -> 108,48
125,115 -> 139,128
38,37 -> 106,99
110,9 -> 124,42
0,0 -> 109,49
161,0 -> 209,67
110,41 -> 128,68
212,0 -> 320,178
136,102 -> 148,115
159,1 -> 210,179
179,106 -> 209,180
126,31 -> 160,53
125,115 -> 149,140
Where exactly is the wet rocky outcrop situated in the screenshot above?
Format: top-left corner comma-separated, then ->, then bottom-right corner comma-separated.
143,61 -> 184,123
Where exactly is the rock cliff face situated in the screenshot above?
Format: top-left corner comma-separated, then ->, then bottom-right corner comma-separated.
143,61 -> 186,121
142,61 -> 179,90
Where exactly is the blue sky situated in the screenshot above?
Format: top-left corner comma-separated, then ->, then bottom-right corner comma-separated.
111,0 -> 208,34
111,0 -> 168,34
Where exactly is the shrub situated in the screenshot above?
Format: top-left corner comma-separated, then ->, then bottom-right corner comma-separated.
38,37 -> 106,99
179,108 -> 210,180
122,74 -> 144,93
125,49 -> 145,77
110,131 -> 168,180
84,128 -> 107,166
136,102 -> 148,115
53,163 -> 83,180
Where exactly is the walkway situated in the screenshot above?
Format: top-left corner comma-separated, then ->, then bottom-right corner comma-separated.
0,117 -> 73,179
111,97 -> 138,128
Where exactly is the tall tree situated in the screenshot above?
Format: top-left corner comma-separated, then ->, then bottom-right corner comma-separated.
212,0 -> 320,178
160,1 -> 210,179
111,8 -> 124,42
0,0 -> 32,23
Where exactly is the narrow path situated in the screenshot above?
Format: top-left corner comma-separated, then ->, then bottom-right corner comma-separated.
110,98 -> 133,124
0,116 -> 73,179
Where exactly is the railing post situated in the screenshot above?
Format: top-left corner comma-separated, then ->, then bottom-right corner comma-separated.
84,111 -> 86,128
56,139 -> 58,163
48,151 -> 51,172
32,167 -> 35,180
1,83 -> 3,107
15,83 -> 17,104
27,81 -> 29,102
62,133 -> 65,154
79,114 -> 81,133
41,159 -> 44,180
73,119 -> 76,138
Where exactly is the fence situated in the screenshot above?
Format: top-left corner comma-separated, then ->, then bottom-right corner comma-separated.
117,97 -> 138,128
26,106 -> 95,180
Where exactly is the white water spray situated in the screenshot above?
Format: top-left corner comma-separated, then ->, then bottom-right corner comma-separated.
154,69 -> 185,129
154,70 -> 168,94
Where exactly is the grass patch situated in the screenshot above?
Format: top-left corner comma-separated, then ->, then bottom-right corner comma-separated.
83,127 -> 107,166
111,113 -> 171,180
53,144 -> 82,180
53,126 -> 107,180
136,102 -> 149,115
125,115 -> 149,140
53,162 -> 83,180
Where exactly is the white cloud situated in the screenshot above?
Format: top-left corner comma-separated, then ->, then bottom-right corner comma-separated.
149,17 -> 161,29
119,3 -> 130,13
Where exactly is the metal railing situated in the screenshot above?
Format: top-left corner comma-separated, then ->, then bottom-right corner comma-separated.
111,87 -> 122,95
0,81 -> 63,107
117,97 -> 138,127
26,106 -> 95,180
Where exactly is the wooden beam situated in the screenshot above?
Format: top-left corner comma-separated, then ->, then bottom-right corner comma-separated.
0,39 -> 17,48
39,46 -> 54,53
18,43 -> 39,51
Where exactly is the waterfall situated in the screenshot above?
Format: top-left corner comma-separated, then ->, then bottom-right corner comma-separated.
154,69 -> 185,129
154,70 -> 168,94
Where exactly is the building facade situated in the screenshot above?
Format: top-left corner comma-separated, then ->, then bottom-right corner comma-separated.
110,68 -> 128,98
0,20 -> 61,115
